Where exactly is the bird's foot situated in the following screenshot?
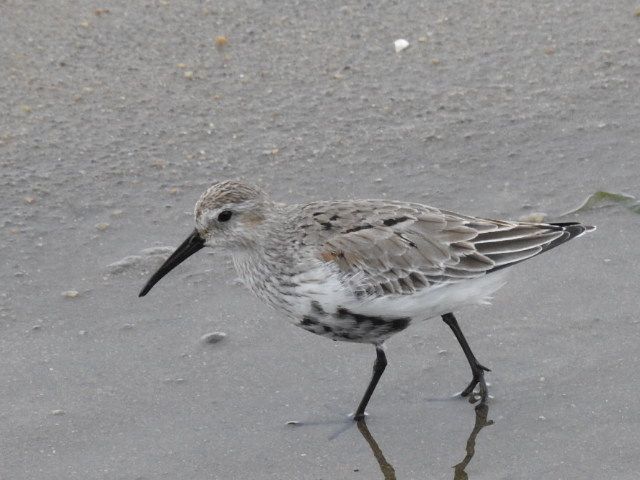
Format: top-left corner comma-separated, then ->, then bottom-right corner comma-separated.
351,411 -> 369,422
460,364 -> 490,404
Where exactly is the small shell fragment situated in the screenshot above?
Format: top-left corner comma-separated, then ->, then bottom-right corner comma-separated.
394,39 -> 410,53
62,290 -> 79,298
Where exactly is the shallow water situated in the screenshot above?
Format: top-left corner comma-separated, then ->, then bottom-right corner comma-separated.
1,1 -> 639,479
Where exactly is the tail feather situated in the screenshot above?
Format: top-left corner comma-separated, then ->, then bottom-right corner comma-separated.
544,222 -> 596,251
486,221 -> 595,273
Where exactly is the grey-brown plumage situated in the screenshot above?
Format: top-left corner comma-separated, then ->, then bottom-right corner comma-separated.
297,200 -> 588,297
139,180 -> 595,420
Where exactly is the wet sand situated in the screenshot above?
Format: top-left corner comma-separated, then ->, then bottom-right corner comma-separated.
1,1 -> 639,478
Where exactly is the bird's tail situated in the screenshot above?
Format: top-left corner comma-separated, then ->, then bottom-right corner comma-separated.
542,222 -> 596,253
484,221 -> 596,273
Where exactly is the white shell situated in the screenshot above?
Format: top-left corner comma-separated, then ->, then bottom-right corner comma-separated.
394,39 -> 410,53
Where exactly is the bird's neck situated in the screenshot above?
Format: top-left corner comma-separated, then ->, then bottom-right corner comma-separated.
230,225 -> 290,292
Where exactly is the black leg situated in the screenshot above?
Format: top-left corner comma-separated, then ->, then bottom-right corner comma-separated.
442,312 -> 490,403
354,345 -> 387,421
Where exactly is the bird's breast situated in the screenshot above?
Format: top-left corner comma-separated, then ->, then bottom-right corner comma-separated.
231,251 -> 330,316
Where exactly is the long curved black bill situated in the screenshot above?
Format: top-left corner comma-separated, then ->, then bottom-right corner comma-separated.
138,229 -> 205,297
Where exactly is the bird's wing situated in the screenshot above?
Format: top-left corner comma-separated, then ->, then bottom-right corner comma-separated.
299,200 -> 574,297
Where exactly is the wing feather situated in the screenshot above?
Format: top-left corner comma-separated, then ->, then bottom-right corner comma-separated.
297,200 -> 590,298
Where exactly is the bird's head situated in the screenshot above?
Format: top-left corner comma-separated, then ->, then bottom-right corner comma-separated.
194,180 -> 271,248
139,180 -> 271,297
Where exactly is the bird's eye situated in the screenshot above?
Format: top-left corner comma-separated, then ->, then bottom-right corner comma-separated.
217,210 -> 233,222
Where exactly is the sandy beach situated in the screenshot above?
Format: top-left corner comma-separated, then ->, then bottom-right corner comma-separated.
1,1 -> 639,478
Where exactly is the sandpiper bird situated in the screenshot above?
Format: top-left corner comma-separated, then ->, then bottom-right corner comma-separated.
139,180 -> 594,420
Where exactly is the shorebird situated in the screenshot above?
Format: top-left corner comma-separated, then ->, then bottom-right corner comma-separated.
139,180 -> 594,420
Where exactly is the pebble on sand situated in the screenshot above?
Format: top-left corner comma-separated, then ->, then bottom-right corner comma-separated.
95,222 -> 110,231
62,290 -> 79,298
163,377 -> 186,384
394,39 -> 410,53
201,332 -> 227,344
215,35 -> 229,47
51,409 -> 66,416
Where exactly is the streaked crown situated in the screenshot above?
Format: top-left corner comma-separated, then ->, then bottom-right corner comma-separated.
194,181 -> 272,247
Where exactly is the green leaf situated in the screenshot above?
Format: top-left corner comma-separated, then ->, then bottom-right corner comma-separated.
561,191 -> 639,216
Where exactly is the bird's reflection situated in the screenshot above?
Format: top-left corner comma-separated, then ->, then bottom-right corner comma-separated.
356,404 -> 493,480
356,419 -> 397,480
451,404 -> 494,480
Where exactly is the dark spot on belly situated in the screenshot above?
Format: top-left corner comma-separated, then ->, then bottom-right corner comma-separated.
334,331 -> 358,340
301,316 -> 318,326
336,307 -> 399,327
329,214 -> 340,221
389,317 -> 410,332
319,221 -> 332,230
322,325 -> 333,333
